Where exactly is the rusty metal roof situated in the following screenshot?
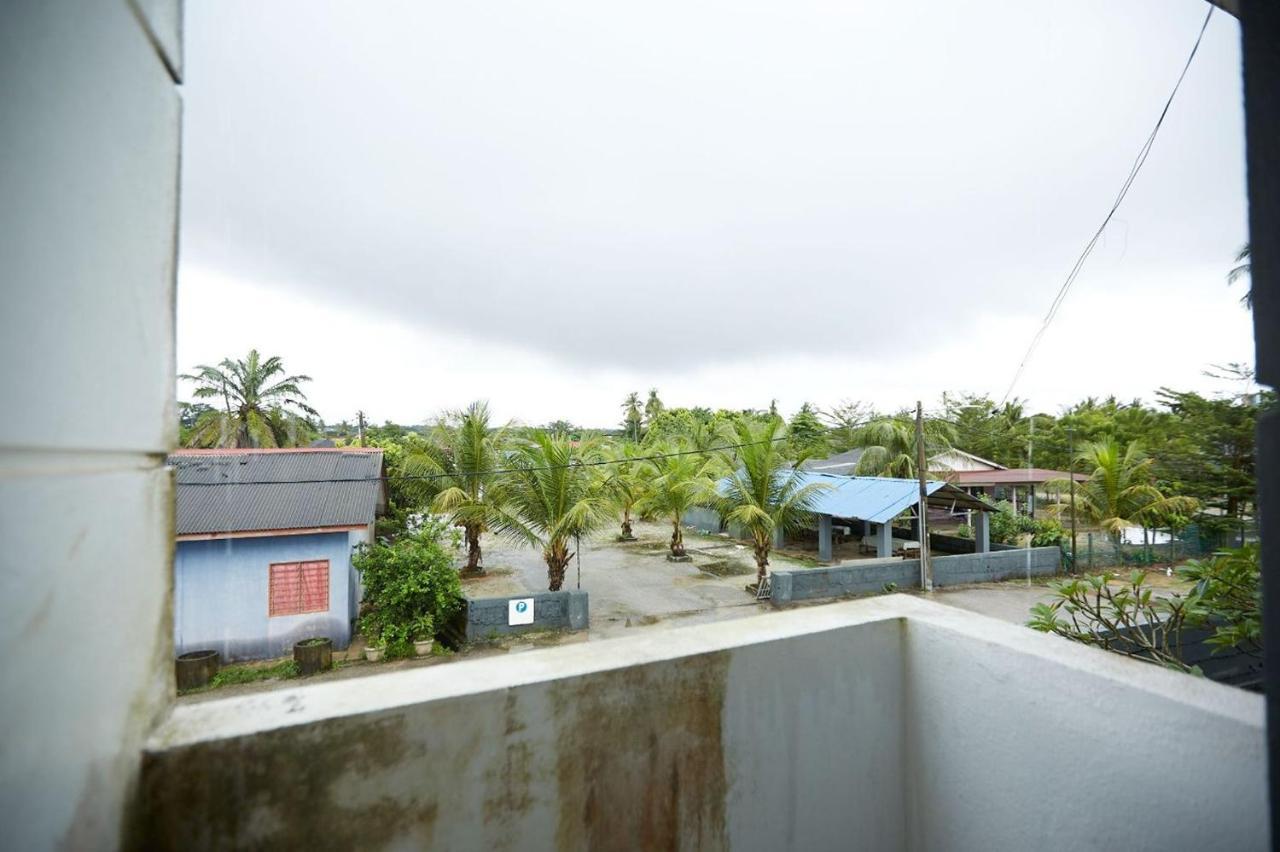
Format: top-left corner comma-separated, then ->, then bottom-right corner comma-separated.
168,448 -> 385,535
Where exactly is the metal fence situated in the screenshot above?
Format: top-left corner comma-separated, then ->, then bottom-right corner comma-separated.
1064,522 -> 1257,571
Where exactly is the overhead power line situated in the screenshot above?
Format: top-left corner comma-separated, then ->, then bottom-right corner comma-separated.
999,6 -> 1216,406
173,433 -> 807,487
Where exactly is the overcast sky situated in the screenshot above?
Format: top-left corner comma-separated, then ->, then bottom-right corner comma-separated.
178,0 -> 1254,428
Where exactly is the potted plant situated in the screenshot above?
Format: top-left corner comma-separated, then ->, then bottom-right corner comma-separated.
360,614 -> 386,662
412,615 -> 436,657
293,637 -> 333,675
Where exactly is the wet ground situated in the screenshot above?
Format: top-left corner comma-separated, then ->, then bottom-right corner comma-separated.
460,520 -> 816,638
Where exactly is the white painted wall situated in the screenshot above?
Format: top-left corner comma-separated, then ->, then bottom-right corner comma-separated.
137,598 -> 1265,850
0,1 -> 181,848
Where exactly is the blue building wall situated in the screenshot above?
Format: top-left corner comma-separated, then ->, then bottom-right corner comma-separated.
174,532 -> 354,662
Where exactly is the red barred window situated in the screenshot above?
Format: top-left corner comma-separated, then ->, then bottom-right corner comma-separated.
268,560 -> 330,617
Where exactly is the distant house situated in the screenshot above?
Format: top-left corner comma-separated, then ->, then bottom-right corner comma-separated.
802,447 -> 1006,477
168,447 -> 387,661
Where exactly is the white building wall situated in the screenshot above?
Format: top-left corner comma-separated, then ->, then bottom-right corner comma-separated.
0,2 -> 181,848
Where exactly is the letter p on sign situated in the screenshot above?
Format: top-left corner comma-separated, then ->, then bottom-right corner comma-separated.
508,598 -> 535,626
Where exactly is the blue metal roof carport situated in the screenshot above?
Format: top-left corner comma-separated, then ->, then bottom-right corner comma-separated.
788,471 -> 997,561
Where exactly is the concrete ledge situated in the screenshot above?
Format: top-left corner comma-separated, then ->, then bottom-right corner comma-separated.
465,591 -> 588,641
136,596 -> 1265,850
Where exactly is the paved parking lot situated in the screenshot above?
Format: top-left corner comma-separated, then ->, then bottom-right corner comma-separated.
462,520 -> 817,637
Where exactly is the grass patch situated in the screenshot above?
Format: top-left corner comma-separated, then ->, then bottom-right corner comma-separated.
209,660 -> 299,688
698,558 -> 754,577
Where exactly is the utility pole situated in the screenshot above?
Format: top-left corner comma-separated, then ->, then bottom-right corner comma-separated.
1025,415 -> 1034,586
1068,425 -> 1077,573
915,401 -> 932,591
356,410 -> 366,447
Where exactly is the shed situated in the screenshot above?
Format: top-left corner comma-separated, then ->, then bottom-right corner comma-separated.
168,448 -> 386,661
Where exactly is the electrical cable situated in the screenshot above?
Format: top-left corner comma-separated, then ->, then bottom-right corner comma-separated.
999,6 -> 1215,405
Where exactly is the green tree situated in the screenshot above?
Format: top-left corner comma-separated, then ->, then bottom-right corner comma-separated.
603,442 -> 651,540
644,388 -> 665,426
491,432 -> 612,591
404,401 -> 509,575
786,402 -> 829,461
1156,385 -> 1270,529
353,518 -> 465,657
1228,243 -> 1251,308
718,419 -> 829,585
822,400 -> 874,453
851,413 -> 956,478
621,392 -> 643,442
1046,439 -> 1197,541
637,443 -> 718,558
180,349 -> 319,448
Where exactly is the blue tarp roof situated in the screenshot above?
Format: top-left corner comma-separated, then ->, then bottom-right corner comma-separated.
732,470 -> 994,524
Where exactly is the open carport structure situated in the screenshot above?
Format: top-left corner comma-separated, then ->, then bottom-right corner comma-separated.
794,472 -> 998,561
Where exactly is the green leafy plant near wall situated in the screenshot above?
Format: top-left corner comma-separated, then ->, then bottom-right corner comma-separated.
1026,545 -> 1261,674
958,501 -> 1065,547
354,517 -> 465,659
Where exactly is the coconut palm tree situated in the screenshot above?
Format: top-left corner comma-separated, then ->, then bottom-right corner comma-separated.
851,414 -> 956,478
636,443 -> 718,558
404,401 -> 509,575
644,388 -> 665,426
1228,243 -> 1252,307
1046,439 -> 1198,540
180,349 -> 318,448
621,392 -> 643,442
603,442 -> 651,541
489,432 -> 612,591
718,419 -> 830,585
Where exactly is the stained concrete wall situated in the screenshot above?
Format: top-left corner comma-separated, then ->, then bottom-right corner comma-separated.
175,533 -> 354,661
771,548 -> 1060,606
0,2 -> 182,848
135,598 -> 1265,850
465,591 -> 589,641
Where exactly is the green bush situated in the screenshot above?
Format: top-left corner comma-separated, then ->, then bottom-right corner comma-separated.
354,517 -> 464,659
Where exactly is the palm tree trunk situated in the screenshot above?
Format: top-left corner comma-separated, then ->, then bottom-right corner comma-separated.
621,507 -> 634,540
670,518 -> 685,557
546,538 -> 571,591
463,524 -> 484,575
753,532 -> 771,585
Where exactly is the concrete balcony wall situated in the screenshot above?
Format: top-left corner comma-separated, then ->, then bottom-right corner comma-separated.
0,1 -> 181,848
135,598 -> 1265,850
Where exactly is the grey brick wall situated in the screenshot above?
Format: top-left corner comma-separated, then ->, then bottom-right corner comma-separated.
465,591 -> 589,641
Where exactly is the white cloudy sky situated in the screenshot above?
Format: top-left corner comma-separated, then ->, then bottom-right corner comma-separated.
178,0 -> 1254,428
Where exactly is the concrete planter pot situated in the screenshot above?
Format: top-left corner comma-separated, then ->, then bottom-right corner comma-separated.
413,640 -> 435,657
666,554 -> 692,563
293,638 -> 333,675
175,650 -> 219,691
365,646 -> 385,662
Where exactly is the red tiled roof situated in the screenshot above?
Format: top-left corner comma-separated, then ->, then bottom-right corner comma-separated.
946,468 -> 1088,485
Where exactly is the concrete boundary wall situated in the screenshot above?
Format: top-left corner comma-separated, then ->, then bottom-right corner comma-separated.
465,591 -> 588,641
772,547 -> 1060,606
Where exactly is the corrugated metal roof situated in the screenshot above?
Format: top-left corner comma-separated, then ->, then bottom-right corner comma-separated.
168,449 -> 385,535
741,470 -> 994,524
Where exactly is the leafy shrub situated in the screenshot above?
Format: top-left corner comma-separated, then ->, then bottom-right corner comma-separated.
983,501 -> 1065,546
1028,546 -> 1261,673
354,517 -> 464,659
